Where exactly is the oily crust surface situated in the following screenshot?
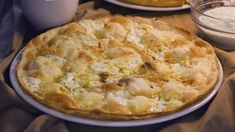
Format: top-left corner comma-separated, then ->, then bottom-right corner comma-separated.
17,16 -> 219,120
120,0 -> 188,7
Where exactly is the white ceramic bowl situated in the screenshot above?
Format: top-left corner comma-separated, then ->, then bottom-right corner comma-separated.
190,0 -> 235,50
21,0 -> 78,30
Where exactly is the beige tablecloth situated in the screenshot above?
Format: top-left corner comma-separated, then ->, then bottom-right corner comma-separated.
0,1 -> 234,132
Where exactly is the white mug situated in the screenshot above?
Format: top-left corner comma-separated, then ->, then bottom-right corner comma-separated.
21,0 -> 79,30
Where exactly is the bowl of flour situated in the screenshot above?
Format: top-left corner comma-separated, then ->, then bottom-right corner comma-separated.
190,0 -> 235,50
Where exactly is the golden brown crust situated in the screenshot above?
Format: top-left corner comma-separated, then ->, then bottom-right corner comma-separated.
16,16 -> 219,120
43,93 -> 77,110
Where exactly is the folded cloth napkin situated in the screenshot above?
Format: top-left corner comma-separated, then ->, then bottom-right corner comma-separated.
0,1 -> 234,132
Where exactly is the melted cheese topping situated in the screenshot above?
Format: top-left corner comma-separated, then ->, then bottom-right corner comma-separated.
18,17 -> 218,118
59,72 -> 81,89
45,55 -> 66,67
22,77 -> 41,92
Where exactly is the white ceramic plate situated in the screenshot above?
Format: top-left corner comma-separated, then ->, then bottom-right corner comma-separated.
104,0 -> 190,11
10,49 -> 223,127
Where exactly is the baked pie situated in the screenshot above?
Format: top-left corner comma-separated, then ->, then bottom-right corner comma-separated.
121,0 -> 188,7
17,16 -> 219,120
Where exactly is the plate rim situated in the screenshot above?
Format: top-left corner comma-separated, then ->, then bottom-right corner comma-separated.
104,0 -> 190,11
9,48 -> 223,127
